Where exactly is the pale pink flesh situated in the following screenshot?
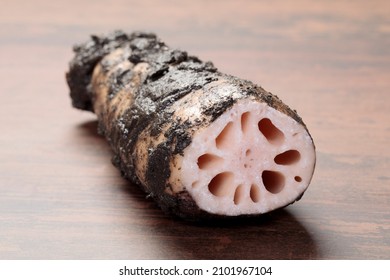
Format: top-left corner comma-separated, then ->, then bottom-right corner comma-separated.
179,99 -> 316,216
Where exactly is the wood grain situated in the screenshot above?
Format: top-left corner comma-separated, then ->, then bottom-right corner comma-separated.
1,0 -> 389,259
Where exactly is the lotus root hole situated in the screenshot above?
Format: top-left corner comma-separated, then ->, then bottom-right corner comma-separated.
208,172 -> 234,197
274,150 -> 301,165
215,122 -> 235,150
258,118 -> 284,145
197,153 -> 223,170
294,176 -> 302,182
233,185 -> 244,205
262,170 -> 285,194
240,112 -> 251,134
250,184 -> 261,202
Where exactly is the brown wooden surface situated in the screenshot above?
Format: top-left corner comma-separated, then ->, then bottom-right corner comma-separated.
1,0 -> 389,259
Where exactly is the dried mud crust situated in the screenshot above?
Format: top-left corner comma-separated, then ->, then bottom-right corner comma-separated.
66,30 -> 316,220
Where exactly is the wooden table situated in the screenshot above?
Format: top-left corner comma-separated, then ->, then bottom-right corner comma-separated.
1,0 -> 389,259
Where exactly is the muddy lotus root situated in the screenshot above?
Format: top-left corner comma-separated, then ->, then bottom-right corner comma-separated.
66,31 -> 316,220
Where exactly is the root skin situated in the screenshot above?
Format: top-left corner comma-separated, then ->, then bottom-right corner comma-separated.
66,30 -> 315,220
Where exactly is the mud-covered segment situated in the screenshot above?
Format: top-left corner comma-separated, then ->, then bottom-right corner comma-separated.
66,30 -> 316,220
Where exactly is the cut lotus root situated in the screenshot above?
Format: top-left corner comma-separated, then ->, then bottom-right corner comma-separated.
66,30 -> 316,219
179,99 -> 315,216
